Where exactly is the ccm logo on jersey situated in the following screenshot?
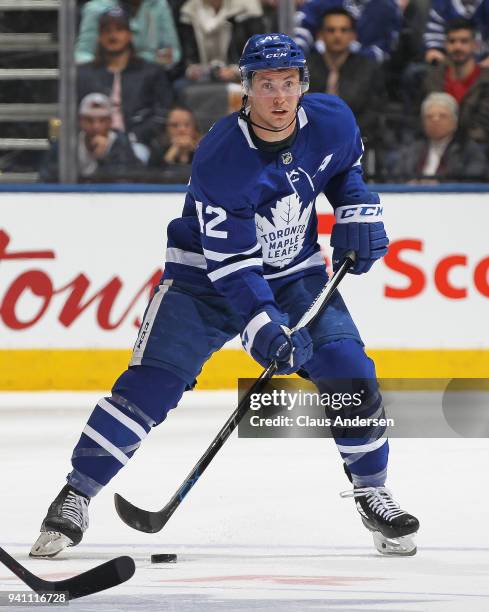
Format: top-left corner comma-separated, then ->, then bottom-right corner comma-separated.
335,204 -> 383,224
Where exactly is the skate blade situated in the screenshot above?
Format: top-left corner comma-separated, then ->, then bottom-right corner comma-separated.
372,531 -> 417,556
29,531 -> 73,558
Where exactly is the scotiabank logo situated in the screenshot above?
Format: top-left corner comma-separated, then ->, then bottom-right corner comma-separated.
0,229 -> 162,331
317,214 -> 489,300
384,239 -> 489,299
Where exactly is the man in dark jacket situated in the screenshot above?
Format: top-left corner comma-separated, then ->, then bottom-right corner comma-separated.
307,7 -> 386,145
294,0 -> 402,63
77,7 -> 173,145
381,92 -> 487,182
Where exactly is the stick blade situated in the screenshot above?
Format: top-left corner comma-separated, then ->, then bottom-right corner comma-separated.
54,555 -> 136,599
114,493 -> 164,533
0,547 -> 135,601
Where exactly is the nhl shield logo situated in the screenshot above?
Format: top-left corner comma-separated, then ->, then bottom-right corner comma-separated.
281,152 -> 293,165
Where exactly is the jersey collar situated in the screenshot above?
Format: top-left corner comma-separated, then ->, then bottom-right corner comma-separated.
238,105 -> 309,150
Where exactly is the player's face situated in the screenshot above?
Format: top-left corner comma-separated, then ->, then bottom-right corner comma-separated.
99,21 -> 132,54
422,104 -> 457,141
248,69 -> 301,140
318,14 -> 355,54
445,29 -> 476,65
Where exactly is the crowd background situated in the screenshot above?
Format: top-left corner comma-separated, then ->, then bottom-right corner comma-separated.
0,0 -> 488,183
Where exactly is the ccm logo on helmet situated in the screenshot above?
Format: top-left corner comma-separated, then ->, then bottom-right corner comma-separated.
265,52 -> 288,58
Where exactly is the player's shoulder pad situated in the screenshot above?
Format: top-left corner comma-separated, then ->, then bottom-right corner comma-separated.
301,93 -> 358,146
191,113 -> 264,211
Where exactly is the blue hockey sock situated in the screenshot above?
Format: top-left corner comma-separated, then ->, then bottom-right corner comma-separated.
306,339 -> 389,488
342,439 -> 389,488
68,365 -> 187,497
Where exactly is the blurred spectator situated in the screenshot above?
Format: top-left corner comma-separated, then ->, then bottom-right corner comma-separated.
76,0 -> 182,67
261,0 -> 280,32
149,105 -> 201,180
424,19 -> 489,148
307,7 -> 386,144
294,0 -> 402,63
261,0 -> 305,32
177,0 -> 265,83
424,0 -> 489,66
381,92 -> 487,181
383,0 -> 427,101
40,93 -> 150,182
77,7 -> 173,145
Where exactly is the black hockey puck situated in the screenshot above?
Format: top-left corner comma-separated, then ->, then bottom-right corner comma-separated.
151,553 -> 177,563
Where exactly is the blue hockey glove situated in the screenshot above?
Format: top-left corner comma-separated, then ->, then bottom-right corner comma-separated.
331,205 -> 389,274
241,308 -> 313,375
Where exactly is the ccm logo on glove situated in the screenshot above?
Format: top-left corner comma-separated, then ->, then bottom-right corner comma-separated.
331,205 -> 389,275
336,205 -> 383,223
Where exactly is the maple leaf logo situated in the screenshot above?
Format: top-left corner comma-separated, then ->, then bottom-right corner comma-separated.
255,193 -> 313,268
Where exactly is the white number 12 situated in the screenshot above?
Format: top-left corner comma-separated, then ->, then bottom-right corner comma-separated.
196,202 -> 228,239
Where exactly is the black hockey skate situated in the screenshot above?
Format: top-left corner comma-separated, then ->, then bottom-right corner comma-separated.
30,485 -> 90,558
341,486 -> 419,556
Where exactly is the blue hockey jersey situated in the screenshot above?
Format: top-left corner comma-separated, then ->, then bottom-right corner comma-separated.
164,94 -> 380,325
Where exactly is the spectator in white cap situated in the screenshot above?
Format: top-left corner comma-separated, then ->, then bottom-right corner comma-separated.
40,93 -> 150,182
380,92 -> 487,182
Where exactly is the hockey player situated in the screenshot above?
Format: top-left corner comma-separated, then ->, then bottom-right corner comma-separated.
31,33 -> 419,558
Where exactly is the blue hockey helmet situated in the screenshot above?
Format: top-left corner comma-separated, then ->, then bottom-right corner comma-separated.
239,33 -> 309,95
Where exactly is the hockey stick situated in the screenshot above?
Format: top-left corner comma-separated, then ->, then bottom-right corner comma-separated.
0,546 -> 135,600
114,251 -> 356,533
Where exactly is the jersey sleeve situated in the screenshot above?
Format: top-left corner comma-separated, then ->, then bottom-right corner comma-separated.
324,126 -> 380,209
190,184 -> 281,324
424,0 -> 449,51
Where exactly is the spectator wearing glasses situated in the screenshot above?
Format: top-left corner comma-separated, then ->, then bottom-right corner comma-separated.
307,8 -> 386,146
76,0 -> 182,68
77,7 -> 173,145
380,92 -> 486,182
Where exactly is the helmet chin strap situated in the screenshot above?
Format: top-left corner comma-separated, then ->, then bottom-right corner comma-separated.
239,94 -> 301,133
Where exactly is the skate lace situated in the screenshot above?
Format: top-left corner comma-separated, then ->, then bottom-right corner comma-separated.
340,487 -> 406,522
62,491 -> 89,530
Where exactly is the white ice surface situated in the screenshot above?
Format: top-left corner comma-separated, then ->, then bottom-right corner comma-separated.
0,391 -> 488,611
